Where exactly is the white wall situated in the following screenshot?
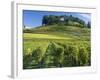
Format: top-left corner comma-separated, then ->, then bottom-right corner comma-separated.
0,0 -> 100,80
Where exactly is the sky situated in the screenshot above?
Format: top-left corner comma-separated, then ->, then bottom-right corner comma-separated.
23,10 -> 91,28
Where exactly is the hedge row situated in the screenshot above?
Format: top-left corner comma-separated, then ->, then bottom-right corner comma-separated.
23,42 -> 91,69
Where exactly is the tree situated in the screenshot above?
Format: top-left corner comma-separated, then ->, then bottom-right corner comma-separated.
42,15 -> 87,28
87,21 -> 91,28
42,15 -> 48,26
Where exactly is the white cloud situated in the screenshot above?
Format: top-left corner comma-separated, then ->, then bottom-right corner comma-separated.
79,14 -> 91,20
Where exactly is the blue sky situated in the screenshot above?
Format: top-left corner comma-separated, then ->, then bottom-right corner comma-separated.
23,10 -> 91,28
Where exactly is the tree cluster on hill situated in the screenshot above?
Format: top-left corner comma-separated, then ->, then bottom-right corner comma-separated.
42,15 -> 91,28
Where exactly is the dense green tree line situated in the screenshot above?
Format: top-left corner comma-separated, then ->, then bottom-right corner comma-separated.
42,15 -> 91,28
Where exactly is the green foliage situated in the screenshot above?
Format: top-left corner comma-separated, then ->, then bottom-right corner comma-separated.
23,23 -> 90,69
78,46 -> 89,66
23,29 -> 33,33
23,41 -> 91,69
42,15 -> 87,28
87,21 -> 91,28
31,47 -> 42,63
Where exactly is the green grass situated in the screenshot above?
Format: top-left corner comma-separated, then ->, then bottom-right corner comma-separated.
24,33 -> 73,40
23,25 -> 91,69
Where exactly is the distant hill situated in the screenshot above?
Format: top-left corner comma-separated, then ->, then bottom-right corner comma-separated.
24,26 -> 33,29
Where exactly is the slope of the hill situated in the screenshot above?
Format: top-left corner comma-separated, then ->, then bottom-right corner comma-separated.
24,25 -> 90,41
23,25 -> 91,69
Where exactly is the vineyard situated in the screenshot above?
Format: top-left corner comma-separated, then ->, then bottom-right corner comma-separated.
23,25 -> 91,69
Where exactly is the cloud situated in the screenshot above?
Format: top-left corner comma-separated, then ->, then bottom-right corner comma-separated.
79,14 -> 91,20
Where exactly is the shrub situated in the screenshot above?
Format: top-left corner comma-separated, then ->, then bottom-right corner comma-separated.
78,46 -> 89,66
63,44 -> 79,66
23,42 -> 91,68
